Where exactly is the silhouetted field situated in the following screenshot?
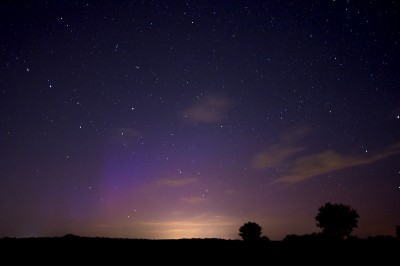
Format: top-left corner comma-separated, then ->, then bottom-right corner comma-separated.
1,236 -> 398,263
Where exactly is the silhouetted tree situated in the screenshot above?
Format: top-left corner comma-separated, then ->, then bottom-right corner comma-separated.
315,202 -> 359,240
239,222 -> 262,241
396,225 -> 400,239
63,234 -> 80,239
261,235 -> 270,242
283,233 -> 323,242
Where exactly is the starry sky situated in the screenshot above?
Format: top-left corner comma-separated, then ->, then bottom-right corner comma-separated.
1,0 -> 399,240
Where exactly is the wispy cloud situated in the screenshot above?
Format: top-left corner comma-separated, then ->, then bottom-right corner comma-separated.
112,127 -> 141,138
253,128 -> 308,168
253,128 -> 400,184
253,145 -> 304,168
224,190 -> 237,195
274,142 -> 400,184
157,177 -> 197,187
182,95 -> 233,123
111,127 -> 141,145
180,196 -> 206,204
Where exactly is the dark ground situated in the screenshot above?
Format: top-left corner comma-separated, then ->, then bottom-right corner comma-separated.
1,236 -> 398,264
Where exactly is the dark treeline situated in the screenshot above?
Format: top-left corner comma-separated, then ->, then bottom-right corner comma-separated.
1,202 -> 399,263
1,235 -> 399,264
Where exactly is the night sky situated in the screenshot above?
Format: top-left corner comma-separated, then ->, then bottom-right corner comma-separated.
1,1 -> 399,240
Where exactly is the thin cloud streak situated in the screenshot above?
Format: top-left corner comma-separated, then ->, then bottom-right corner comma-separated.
274,142 -> 400,184
180,196 -> 207,204
157,177 -> 197,187
253,145 -> 304,168
253,127 -> 308,168
253,128 -> 400,184
182,95 -> 233,123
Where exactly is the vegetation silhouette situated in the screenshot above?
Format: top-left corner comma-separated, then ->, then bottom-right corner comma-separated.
238,221 -> 263,241
1,202 -> 399,263
315,202 -> 359,240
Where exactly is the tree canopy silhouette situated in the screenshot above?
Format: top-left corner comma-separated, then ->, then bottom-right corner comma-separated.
315,202 -> 359,240
238,222 -> 262,241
